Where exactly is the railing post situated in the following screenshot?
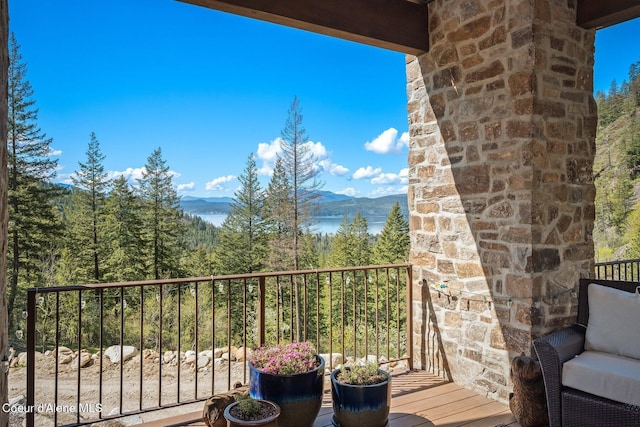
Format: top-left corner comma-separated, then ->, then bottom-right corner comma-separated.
258,276 -> 266,347
405,265 -> 413,371
26,289 -> 36,427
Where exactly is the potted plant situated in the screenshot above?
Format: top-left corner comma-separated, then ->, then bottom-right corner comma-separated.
330,362 -> 391,427
249,341 -> 325,427
224,395 -> 280,427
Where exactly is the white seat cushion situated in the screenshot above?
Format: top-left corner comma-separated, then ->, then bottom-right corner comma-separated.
563,351 -> 640,407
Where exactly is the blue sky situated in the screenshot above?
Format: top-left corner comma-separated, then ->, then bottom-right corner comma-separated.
8,1 -> 640,199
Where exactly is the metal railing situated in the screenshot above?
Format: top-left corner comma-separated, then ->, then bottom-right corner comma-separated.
594,258 -> 640,281
25,264 -> 412,426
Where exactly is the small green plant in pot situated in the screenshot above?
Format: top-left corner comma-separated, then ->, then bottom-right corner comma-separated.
331,361 -> 391,427
224,395 -> 280,427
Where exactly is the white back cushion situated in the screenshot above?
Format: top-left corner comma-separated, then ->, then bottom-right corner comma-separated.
585,283 -> 640,360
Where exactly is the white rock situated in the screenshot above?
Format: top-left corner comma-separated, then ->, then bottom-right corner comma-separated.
58,353 -> 75,365
199,349 -> 213,359
163,350 -> 176,364
213,347 -> 224,358
196,355 -> 210,368
184,352 -> 197,364
8,395 -> 25,407
319,353 -> 344,368
221,352 -> 236,361
56,346 -> 73,356
234,347 -> 251,362
120,414 -> 144,426
104,345 -> 138,364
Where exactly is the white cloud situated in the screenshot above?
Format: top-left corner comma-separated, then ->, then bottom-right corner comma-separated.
48,147 -> 62,157
399,132 -> 409,147
206,175 -> 236,191
371,173 -> 401,185
177,182 -> 195,192
353,166 -> 382,180
257,138 -> 283,175
371,168 -> 410,185
336,187 -> 358,197
319,159 -> 349,176
110,167 -> 146,182
364,128 -> 409,154
257,138 -> 342,177
304,141 -> 327,158
328,163 -> 349,176
370,186 -> 408,197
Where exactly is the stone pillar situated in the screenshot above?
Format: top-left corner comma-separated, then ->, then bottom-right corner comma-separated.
407,0 -> 596,402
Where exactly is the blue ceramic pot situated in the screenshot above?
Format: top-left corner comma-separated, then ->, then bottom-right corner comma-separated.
330,368 -> 391,427
249,355 -> 325,427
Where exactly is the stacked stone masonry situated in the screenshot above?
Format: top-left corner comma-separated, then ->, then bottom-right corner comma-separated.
407,0 -> 596,403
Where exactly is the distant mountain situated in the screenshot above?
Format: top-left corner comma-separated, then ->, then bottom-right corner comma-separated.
179,191 -> 407,219
317,194 -> 408,218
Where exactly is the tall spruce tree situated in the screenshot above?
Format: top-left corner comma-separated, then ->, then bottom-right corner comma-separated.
137,147 -> 184,279
7,32 -> 61,333
328,212 -> 371,267
275,97 -> 322,340
278,96 -> 321,270
65,132 -> 110,282
103,176 -> 146,282
265,157 -> 294,271
214,153 -> 268,274
374,202 -> 410,264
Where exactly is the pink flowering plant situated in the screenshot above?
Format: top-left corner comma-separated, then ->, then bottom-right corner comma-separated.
250,341 -> 319,375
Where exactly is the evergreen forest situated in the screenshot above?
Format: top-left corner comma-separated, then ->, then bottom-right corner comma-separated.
6,35 -> 410,352
593,58 -> 640,260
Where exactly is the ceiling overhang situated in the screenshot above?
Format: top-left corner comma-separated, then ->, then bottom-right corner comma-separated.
178,0 -> 430,55
179,0 -> 640,56
577,0 -> 640,29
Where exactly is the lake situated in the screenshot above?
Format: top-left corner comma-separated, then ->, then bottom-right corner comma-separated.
194,213 -> 389,235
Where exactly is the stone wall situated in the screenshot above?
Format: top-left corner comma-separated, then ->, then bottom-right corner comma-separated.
407,0 -> 596,402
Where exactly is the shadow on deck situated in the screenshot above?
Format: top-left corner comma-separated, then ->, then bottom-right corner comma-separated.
139,370 -> 520,427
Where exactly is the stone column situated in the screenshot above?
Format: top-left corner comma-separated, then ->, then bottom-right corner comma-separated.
407,0 -> 596,401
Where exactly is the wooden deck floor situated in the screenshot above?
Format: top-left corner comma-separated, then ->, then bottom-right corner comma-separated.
139,370 -> 521,427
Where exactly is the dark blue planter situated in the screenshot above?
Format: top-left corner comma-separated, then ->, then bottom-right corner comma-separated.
330,368 -> 391,427
249,355 -> 325,427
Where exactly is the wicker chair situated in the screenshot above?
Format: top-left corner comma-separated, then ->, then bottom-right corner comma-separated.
533,278 -> 640,427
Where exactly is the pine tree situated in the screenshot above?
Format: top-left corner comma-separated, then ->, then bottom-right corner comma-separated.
103,176 -> 146,282
137,147 -> 184,279
277,97 -> 322,340
278,96 -> 321,269
65,132 -> 110,282
265,157 -> 294,271
327,212 -> 371,267
7,32 -> 61,333
214,153 -> 268,274
374,202 -> 410,264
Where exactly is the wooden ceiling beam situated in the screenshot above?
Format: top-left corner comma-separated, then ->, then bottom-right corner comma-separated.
577,0 -> 640,29
178,0 -> 429,55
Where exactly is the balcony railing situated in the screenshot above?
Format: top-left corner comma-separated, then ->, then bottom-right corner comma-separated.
594,258 -> 640,281
25,264 -> 412,426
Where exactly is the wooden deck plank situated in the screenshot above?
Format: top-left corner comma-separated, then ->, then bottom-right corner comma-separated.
138,371 -> 520,427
